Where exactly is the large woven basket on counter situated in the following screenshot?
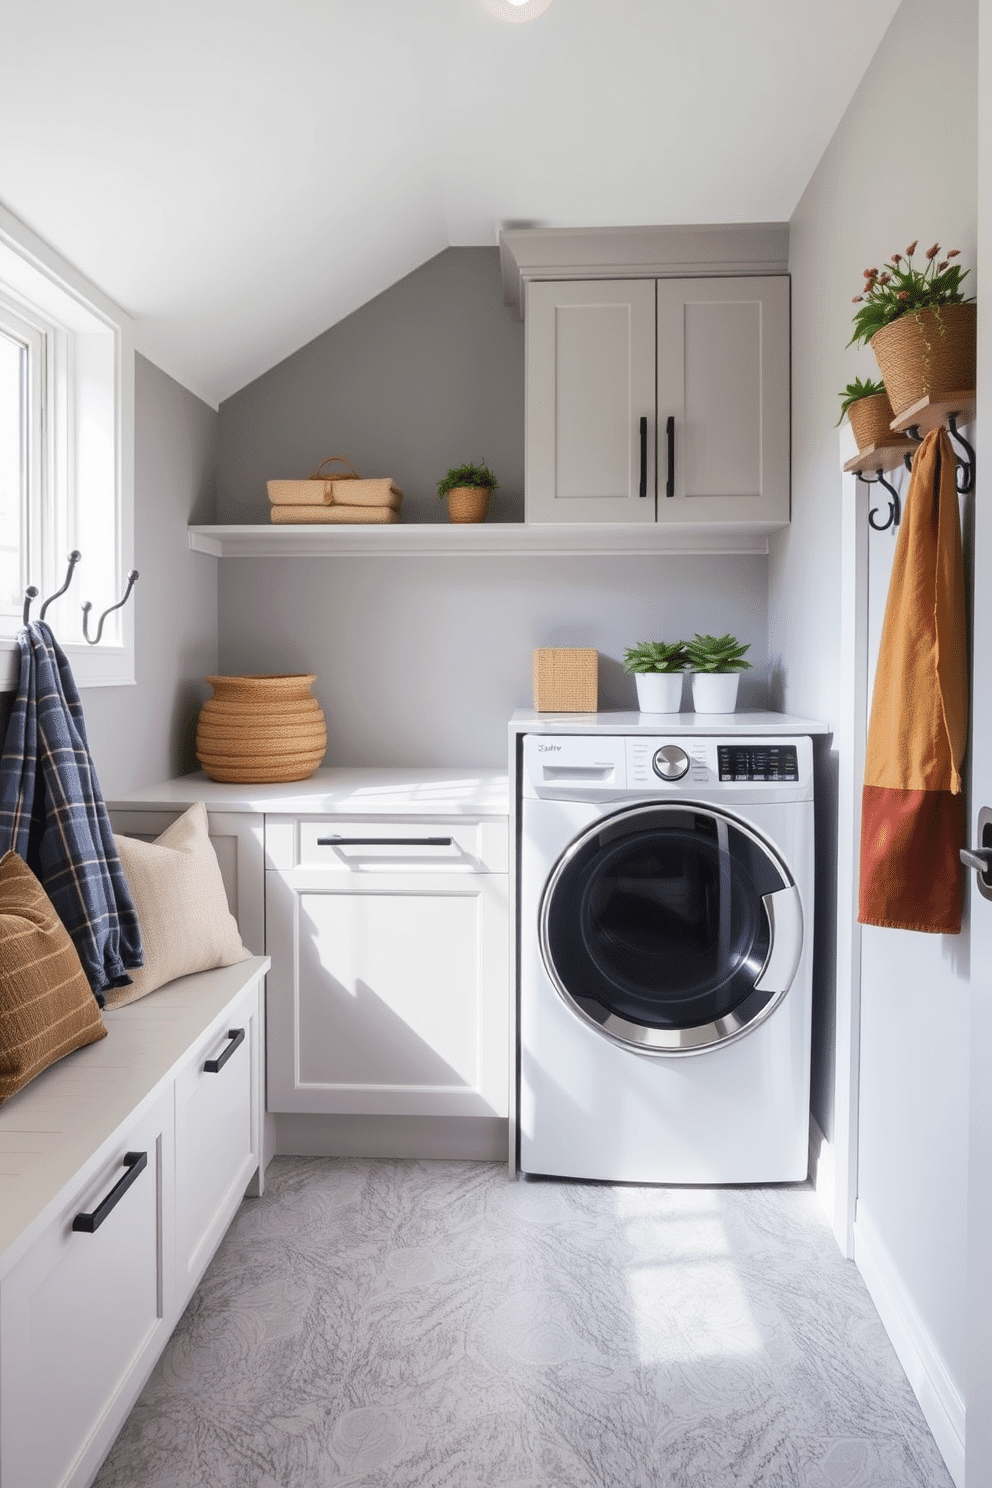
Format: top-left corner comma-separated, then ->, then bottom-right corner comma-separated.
195,674 -> 327,783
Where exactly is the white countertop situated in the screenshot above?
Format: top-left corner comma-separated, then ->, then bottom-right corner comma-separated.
509,708 -> 829,736
107,767 -> 510,817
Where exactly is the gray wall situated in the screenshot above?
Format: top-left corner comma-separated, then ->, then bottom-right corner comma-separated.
81,354 -> 220,796
775,0 -> 977,1418
218,248 -> 526,525
216,246 -> 770,768
218,552 -> 768,768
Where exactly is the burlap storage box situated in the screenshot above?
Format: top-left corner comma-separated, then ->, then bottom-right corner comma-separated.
268,457 -> 403,512
267,455 -> 360,506
532,648 -> 598,712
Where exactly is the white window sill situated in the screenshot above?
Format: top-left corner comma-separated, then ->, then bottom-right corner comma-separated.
1,636 -> 135,693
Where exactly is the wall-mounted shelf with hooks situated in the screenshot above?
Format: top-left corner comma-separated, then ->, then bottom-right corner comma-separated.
844,390 -> 976,534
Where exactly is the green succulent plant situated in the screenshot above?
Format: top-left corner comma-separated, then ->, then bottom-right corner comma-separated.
437,461 -> 499,499
685,633 -> 752,674
849,240 -> 973,348
836,376 -> 887,426
622,640 -> 688,674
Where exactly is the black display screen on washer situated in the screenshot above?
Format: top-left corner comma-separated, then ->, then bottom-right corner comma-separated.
718,745 -> 799,782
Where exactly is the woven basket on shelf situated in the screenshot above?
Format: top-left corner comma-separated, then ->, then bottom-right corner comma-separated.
870,303 -> 976,419
446,485 -> 491,523
848,391 -> 896,453
195,674 -> 327,783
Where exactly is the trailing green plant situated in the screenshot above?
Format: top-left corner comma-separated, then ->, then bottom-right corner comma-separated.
622,640 -> 688,675
685,633 -> 752,674
849,240 -> 973,348
836,376 -> 887,426
437,461 -> 499,499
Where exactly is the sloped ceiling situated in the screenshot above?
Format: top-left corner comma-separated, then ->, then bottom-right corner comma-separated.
1,0 -> 902,407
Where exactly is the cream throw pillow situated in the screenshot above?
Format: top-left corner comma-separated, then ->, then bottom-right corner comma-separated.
106,802 -> 251,1008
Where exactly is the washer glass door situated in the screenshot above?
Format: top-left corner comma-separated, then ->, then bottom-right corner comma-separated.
540,803 -> 802,1054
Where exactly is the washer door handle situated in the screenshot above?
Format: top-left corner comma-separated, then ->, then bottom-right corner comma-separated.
754,886 -> 804,995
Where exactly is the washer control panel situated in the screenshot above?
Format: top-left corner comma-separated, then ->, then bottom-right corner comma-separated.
522,733 -> 813,799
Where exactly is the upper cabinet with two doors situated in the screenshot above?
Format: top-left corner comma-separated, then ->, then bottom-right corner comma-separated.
502,224 -> 791,528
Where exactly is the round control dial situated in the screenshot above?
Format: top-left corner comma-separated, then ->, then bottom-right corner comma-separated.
652,744 -> 690,781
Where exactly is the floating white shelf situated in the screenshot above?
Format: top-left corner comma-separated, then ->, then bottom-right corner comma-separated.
188,521 -> 787,559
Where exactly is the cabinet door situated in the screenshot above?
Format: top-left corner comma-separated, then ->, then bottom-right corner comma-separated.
266,869 -> 509,1118
526,279 -> 657,523
174,978 -> 261,1297
0,1089 -> 173,1488
656,275 -> 790,524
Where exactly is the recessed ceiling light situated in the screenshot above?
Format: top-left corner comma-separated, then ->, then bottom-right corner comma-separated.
480,0 -> 554,23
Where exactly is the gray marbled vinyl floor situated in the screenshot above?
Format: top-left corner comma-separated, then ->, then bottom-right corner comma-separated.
94,1159 -> 954,1488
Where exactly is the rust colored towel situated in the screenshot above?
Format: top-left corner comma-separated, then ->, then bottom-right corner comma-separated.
859,427 -> 967,933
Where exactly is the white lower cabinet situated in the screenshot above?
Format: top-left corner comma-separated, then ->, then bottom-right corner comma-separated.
265,815 -> 509,1118
0,1088 -> 173,1488
0,959 -> 268,1488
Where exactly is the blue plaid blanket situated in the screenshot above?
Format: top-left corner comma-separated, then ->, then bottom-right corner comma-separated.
0,621 -> 143,1003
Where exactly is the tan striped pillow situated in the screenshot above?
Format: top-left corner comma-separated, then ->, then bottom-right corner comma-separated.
0,851 -> 107,1106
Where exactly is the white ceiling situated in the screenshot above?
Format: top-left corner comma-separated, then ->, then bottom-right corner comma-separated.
1,0 -> 902,408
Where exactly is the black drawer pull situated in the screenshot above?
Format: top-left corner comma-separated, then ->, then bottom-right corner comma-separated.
316,836 -> 454,847
638,415 -> 648,498
204,1027 -> 245,1073
665,415 -> 675,498
73,1151 -> 147,1233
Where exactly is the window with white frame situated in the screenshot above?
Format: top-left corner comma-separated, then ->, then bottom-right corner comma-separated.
0,203 -> 134,690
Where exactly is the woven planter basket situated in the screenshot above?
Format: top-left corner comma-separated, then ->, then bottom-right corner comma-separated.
446,485 -> 491,523
196,674 -> 327,783
848,391 -> 896,453
870,303 -> 976,419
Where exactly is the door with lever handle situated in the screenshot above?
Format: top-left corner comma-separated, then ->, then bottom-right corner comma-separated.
960,805 -> 992,901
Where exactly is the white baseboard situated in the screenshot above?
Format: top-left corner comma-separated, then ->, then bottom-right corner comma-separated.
854,1204 -> 965,1488
273,1114 -> 509,1162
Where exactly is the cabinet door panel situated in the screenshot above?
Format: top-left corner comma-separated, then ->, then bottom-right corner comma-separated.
266,870 -> 508,1117
656,276 -> 790,523
174,981 -> 260,1294
0,1091 -> 172,1488
527,279 -> 656,523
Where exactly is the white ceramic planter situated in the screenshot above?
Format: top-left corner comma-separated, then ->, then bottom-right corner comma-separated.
691,672 -> 740,714
634,672 -> 684,714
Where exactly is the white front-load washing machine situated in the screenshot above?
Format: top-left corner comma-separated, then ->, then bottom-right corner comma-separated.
517,725 -> 815,1184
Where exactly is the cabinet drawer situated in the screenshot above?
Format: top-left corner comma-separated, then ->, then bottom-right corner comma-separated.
175,981 -> 260,1294
0,1089 -> 172,1488
266,815 -> 508,873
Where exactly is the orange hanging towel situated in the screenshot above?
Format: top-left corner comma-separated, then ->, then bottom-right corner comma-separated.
859,427 -> 968,934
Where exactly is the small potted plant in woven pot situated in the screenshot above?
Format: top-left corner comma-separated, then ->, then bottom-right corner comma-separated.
437,461 -> 498,523
685,633 -> 752,714
850,241 -> 975,419
622,640 -> 687,714
837,377 -> 895,453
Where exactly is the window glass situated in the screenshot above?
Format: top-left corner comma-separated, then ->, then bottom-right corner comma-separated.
0,327 -> 26,615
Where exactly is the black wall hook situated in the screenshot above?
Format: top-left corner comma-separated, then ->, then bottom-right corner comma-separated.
899,416 -> 975,494
859,469 -> 901,532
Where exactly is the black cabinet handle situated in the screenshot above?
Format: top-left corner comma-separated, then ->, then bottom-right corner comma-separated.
665,415 -> 675,498
316,836 -> 453,847
205,1027 -> 245,1074
73,1151 -> 147,1233
638,416 -> 648,498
